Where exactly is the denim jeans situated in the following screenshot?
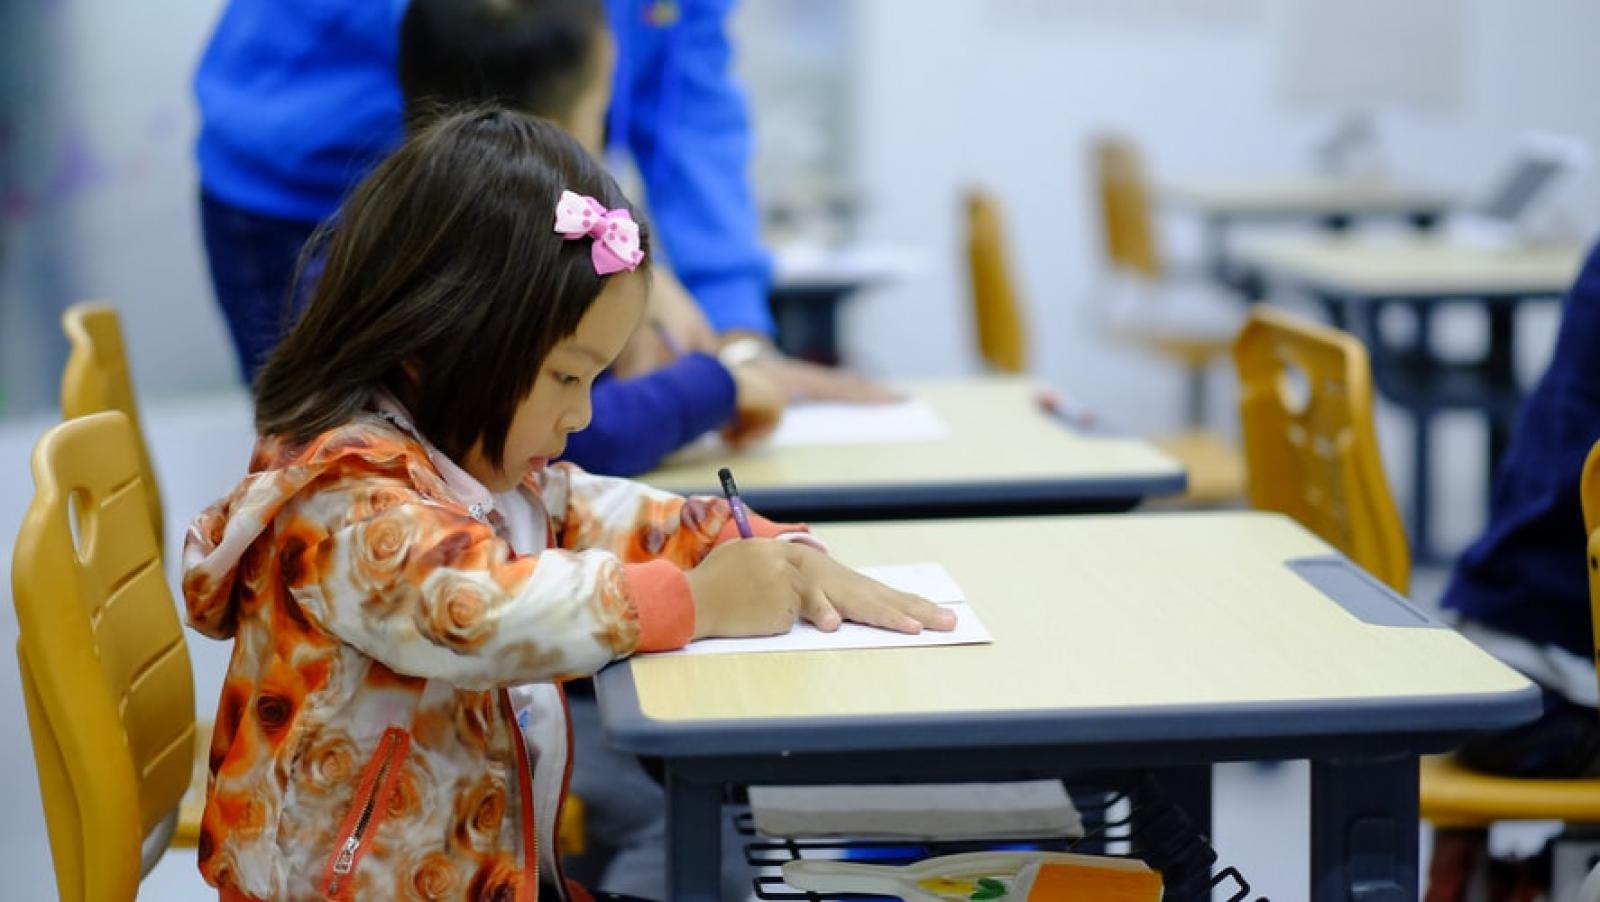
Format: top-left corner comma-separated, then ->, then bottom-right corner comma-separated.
198,190 -> 320,384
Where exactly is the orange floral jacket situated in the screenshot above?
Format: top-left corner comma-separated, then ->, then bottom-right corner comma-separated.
183,409 -> 791,900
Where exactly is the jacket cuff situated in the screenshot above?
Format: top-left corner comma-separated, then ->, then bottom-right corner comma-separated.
622,560 -> 696,652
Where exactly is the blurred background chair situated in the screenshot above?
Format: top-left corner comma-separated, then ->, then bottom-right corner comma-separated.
1092,136 -> 1243,429
966,185 -> 1244,504
1233,305 -> 1409,593
61,303 -> 164,549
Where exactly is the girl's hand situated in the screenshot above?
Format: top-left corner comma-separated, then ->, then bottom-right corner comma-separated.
685,542 -> 954,640
722,363 -> 786,449
788,544 -> 956,634
686,539 -> 803,639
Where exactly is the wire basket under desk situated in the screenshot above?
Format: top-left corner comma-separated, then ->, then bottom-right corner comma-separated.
736,778 -> 1266,902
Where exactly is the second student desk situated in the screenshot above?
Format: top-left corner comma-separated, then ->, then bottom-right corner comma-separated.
644,377 -> 1187,521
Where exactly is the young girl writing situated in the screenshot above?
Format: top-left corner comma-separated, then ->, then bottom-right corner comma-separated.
182,109 -> 952,901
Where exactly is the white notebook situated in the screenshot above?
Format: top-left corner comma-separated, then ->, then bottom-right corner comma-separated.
767,399 -> 950,448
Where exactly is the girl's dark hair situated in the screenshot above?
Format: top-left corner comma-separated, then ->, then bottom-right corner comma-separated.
253,108 -> 650,465
398,0 -> 606,128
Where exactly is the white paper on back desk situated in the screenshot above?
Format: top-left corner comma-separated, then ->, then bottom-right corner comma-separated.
644,562 -> 992,657
767,398 -> 949,447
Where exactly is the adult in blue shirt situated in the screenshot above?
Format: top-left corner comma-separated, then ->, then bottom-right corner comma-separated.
194,0 -> 885,470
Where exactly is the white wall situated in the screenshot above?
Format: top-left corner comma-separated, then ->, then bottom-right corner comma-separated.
0,0 -> 233,419
837,0 -> 1599,439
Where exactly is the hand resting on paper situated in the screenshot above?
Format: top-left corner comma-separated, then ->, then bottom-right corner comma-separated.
686,540 -> 957,640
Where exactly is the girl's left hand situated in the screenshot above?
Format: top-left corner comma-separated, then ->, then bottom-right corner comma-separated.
723,362 -> 786,449
788,545 -> 957,634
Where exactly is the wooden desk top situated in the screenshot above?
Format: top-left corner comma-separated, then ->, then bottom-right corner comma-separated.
1161,176 -> 1454,219
644,378 -> 1186,519
1234,236 -> 1585,300
600,513 -> 1534,754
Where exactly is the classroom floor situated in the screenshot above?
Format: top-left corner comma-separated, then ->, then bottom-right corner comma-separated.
0,390 -> 1548,900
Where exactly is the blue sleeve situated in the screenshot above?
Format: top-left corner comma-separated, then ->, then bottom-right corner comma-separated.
610,0 -> 775,336
559,352 -> 738,477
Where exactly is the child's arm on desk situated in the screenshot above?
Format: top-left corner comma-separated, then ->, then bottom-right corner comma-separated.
542,461 -> 809,566
542,465 -> 951,637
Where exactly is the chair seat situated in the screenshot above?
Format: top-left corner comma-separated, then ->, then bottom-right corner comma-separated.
1102,279 -> 1243,369
1153,429 -> 1247,505
1420,754 -> 1600,828
1123,329 -> 1237,369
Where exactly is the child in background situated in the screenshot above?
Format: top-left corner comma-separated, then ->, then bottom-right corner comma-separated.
396,0 -> 787,478
1425,238 -> 1600,899
183,110 -> 951,901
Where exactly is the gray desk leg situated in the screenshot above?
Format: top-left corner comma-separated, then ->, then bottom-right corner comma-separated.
666,768 -> 723,902
1135,766 -> 1215,901
1204,213 -> 1230,287
1310,755 -> 1419,902
1146,765 -> 1213,841
1485,302 -> 1519,479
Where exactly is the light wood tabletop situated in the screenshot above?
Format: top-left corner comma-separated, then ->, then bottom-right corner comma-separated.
643,378 -> 1186,519
1161,176 -> 1453,219
615,512 -> 1531,730
1234,236 -> 1585,300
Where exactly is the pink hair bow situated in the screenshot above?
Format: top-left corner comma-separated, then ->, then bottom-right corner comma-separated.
553,189 -> 645,275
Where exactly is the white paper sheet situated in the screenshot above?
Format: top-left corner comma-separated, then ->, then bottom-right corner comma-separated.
644,562 -> 992,657
767,399 -> 950,448
855,562 -> 965,604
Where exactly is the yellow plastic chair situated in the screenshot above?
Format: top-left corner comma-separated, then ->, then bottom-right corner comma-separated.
59,301 -> 208,848
1233,306 -> 1410,593
13,411 -> 198,900
965,190 -> 1029,374
966,186 -> 1243,503
1413,438 -> 1600,836
61,303 -> 162,547
1092,136 -> 1242,428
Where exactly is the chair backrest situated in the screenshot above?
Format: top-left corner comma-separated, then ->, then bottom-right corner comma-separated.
1579,439 -> 1600,700
61,302 -> 163,549
1234,307 -> 1411,594
1091,136 -> 1163,280
964,189 -> 1029,373
12,411 -> 196,901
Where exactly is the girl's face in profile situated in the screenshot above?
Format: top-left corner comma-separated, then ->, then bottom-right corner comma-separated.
462,269 -> 647,491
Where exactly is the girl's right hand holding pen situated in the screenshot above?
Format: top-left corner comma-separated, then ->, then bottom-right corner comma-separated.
685,540 -> 957,640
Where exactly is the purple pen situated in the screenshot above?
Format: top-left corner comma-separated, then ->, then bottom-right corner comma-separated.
717,467 -> 755,538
